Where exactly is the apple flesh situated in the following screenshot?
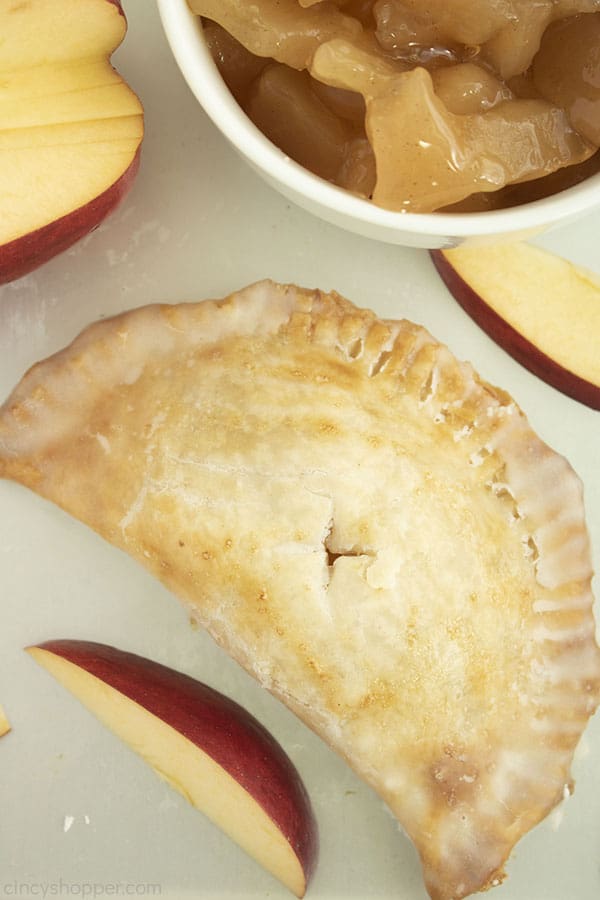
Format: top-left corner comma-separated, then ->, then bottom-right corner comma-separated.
0,0 -> 144,284
0,704 -> 10,738
431,243 -> 600,410
27,640 -> 318,897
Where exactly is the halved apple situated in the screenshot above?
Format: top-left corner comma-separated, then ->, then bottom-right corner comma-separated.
0,0 -> 144,284
431,243 -> 600,410
27,640 -> 318,897
0,704 -> 10,738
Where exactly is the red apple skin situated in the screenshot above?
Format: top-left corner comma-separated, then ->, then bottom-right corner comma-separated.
430,250 -> 600,411
107,0 -> 126,15
30,639 -> 318,885
0,149 -> 140,286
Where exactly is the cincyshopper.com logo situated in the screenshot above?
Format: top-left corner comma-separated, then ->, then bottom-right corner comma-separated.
2,883 -> 161,898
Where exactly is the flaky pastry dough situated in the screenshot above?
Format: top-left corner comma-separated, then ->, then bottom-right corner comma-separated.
1,281 -> 599,899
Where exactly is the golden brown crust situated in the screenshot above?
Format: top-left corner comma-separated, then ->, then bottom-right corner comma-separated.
1,280 -> 599,900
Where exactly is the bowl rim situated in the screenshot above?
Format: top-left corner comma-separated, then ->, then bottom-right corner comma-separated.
157,0 -> 600,240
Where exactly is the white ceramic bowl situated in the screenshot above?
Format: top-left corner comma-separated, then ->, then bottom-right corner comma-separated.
157,0 -> 600,249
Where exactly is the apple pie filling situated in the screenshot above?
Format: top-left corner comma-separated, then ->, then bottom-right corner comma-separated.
188,0 -> 600,211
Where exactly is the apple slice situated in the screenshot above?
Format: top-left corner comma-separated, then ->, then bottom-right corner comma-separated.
27,639 -> 317,897
431,243 -> 600,410
0,0 -> 144,284
0,704 -> 11,738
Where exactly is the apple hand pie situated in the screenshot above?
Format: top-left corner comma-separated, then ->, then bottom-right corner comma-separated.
1,280 -> 599,900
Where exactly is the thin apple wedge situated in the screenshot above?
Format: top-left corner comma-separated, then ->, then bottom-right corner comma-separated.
0,704 -> 11,738
431,243 -> 600,410
26,640 -> 317,897
0,0 -> 144,284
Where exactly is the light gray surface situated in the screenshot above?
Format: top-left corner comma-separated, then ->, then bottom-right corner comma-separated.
1,2 -> 599,898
